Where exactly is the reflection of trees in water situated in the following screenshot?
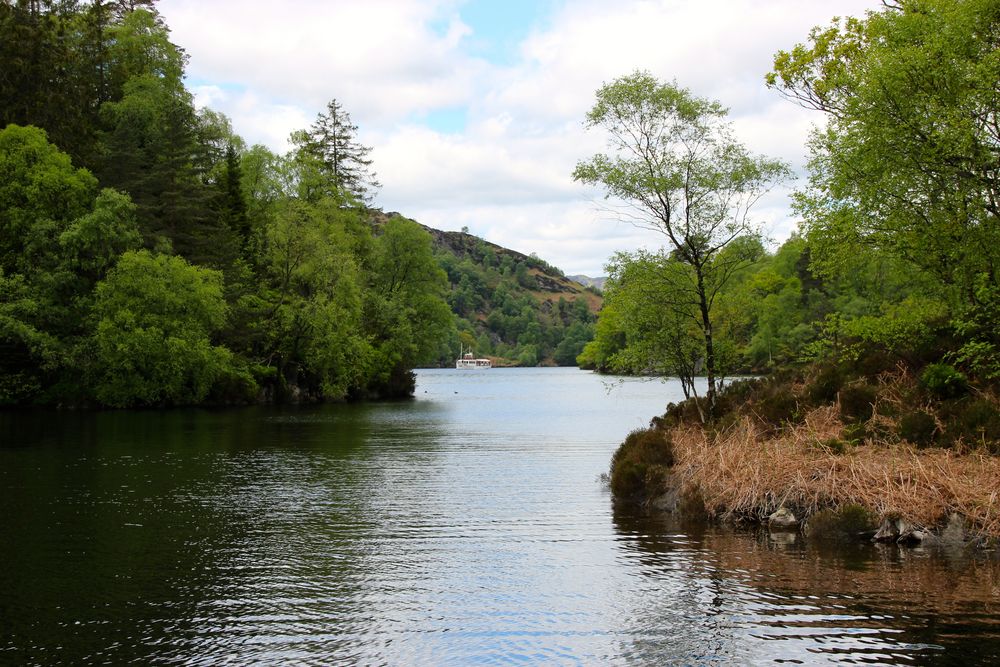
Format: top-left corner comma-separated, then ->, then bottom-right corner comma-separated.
0,404 -> 406,664
610,505 -> 758,664
612,504 -> 1000,665
0,408 -> 279,664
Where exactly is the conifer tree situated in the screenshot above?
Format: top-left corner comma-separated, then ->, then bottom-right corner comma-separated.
300,98 -> 380,204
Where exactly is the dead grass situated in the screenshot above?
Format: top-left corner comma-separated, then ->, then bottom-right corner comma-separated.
671,407 -> 1000,538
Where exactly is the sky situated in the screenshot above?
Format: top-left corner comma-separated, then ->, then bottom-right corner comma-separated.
157,0 -> 881,277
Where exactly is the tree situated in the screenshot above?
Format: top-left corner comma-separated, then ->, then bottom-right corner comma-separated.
297,98 -> 379,204
0,124 -> 97,274
111,0 -> 158,21
252,197 -> 371,399
88,249 -> 241,406
573,72 -> 789,414
366,217 -> 453,394
600,252 -> 710,403
767,0 -> 1000,376
0,124 -> 143,405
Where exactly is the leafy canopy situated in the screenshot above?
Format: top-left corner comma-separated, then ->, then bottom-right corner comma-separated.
574,71 -> 789,411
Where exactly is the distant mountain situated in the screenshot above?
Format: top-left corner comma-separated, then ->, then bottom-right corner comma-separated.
376,212 -> 601,367
568,275 -> 607,292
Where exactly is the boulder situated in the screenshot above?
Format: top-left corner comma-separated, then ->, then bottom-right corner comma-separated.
897,527 -> 932,545
940,513 -> 967,548
873,518 -> 904,542
768,507 -> 799,529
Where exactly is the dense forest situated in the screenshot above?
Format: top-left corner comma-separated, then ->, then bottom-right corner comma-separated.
0,0 -> 458,407
0,0 -> 601,408
425,222 -> 599,367
579,0 -> 1000,427
589,0 -> 1000,529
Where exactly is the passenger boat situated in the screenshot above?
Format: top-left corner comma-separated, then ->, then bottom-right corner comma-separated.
456,345 -> 492,369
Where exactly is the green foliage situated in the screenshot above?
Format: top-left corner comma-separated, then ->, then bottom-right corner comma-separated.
575,71 -> 791,409
59,189 -> 142,279
898,411 -> 937,447
609,427 -> 674,499
953,276 -> 1000,380
435,232 -> 595,367
0,124 -> 97,274
89,250 -> 243,407
921,364 -> 969,400
295,99 -> 379,204
770,0 -> 1000,381
0,5 -> 456,407
587,250 -> 707,398
365,217 -> 452,395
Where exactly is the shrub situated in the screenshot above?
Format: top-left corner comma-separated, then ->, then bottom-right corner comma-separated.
610,460 -> 650,499
898,410 -> 937,447
839,383 -> 878,423
841,422 -> 868,444
806,362 -> 845,405
753,385 -> 800,427
942,398 -> 1000,451
609,428 -> 674,499
714,377 -> 761,415
814,437 -> 850,455
659,397 -> 704,428
921,363 -> 969,399
853,349 -> 897,379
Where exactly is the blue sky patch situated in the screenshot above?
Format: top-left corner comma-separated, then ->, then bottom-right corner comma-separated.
419,107 -> 468,134
456,0 -> 556,65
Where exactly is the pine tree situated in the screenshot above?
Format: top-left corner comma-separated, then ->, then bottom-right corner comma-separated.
216,143 -> 251,250
301,98 -> 380,205
112,0 -> 157,21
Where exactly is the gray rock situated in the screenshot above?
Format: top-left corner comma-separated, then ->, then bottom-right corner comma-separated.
648,489 -> 679,513
941,513 -> 967,547
897,527 -> 931,545
769,507 -> 799,529
873,518 -> 904,542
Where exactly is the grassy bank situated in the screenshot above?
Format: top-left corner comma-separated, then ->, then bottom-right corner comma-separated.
612,363 -> 1000,543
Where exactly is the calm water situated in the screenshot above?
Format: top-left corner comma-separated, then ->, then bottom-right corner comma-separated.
1,368 -> 998,665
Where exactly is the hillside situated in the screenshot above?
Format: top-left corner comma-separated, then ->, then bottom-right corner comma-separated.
568,275 -> 607,291
377,212 -> 601,367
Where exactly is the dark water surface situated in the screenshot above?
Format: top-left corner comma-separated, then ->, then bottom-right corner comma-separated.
2,368 -> 998,665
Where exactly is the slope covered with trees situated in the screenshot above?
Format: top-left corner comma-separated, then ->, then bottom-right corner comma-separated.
593,0 -> 1000,540
0,0 -> 598,407
0,1 -> 453,406
377,214 -> 600,367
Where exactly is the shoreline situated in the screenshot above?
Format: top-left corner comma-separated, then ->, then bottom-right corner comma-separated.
610,370 -> 1000,550
647,413 -> 1000,549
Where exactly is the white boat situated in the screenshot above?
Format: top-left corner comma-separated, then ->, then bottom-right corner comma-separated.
456,345 -> 492,369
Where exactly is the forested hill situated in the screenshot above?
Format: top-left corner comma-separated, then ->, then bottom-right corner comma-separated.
374,212 -> 601,368
0,1 -> 601,409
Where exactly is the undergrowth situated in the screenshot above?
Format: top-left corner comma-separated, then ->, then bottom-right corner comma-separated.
607,358 -> 1000,538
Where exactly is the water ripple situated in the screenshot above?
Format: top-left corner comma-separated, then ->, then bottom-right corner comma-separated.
2,369 -> 998,665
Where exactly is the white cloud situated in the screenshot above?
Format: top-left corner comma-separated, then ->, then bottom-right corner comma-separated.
158,0 -> 882,275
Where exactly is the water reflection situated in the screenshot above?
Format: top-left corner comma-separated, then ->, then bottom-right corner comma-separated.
2,370 -> 998,665
613,507 -> 1000,665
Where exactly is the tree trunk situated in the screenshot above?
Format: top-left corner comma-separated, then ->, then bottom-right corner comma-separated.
696,268 -> 717,417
